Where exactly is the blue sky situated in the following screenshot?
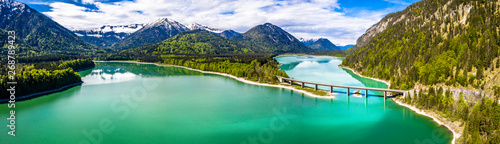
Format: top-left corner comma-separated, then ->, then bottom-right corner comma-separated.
18,0 -> 420,46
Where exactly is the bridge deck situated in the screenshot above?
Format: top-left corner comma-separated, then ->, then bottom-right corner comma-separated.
277,76 -> 407,94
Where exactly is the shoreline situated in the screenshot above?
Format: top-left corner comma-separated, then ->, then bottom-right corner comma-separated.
339,65 -> 458,144
274,54 -> 344,59
338,66 -> 391,86
98,60 -> 458,143
393,99 -> 459,144
0,65 -> 94,104
0,82 -> 83,104
94,60 -> 336,99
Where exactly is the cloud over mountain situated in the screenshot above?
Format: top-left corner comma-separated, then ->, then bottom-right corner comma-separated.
28,0 -> 417,45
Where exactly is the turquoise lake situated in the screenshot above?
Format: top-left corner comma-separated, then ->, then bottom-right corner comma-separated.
0,56 -> 453,144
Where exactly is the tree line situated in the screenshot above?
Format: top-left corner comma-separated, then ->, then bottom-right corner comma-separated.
400,86 -> 500,143
343,0 -> 500,91
0,57 -> 94,100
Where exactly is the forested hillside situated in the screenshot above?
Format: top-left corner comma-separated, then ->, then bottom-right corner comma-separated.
399,86 -> 500,143
343,0 -> 500,93
0,0 -> 105,57
343,0 -> 500,143
0,57 -> 94,101
150,30 -> 252,55
102,53 -> 288,83
112,18 -> 190,51
302,38 -> 341,51
100,23 -> 315,83
100,25 -> 305,83
233,23 -> 311,53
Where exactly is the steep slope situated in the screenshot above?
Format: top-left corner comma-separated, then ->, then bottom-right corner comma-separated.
343,1 -> 500,143
342,0 -> 500,92
301,38 -> 340,50
73,24 -> 143,47
112,18 -> 189,50
233,23 -> 311,53
0,0 -> 104,56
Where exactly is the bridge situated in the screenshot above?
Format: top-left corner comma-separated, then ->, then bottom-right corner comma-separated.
277,76 -> 407,99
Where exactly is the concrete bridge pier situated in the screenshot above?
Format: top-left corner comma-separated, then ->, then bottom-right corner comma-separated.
365,89 -> 368,98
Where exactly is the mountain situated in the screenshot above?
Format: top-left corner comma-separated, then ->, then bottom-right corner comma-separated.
114,23 -> 311,57
189,23 -> 240,38
233,23 -> 310,53
112,17 -> 189,50
338,44 -> 354,50
188,23 -> 223,33
299,38 -> 316,46
117,30 -> 252,56
219,30 -> 240,38
342,0 -> 500,93
0,0 -> 104,56
300,38 -> 340,51
73,24 -> 143,47
342,0 -> 500,143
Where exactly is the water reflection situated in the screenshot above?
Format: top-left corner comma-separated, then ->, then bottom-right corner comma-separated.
279,61 -> 301,71
81,62 -> 208,85
82,66 -> 138,85
341,68 -> 386,96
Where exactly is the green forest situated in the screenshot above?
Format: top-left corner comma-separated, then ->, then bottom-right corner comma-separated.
0,57 -> 94,100
103,53 -> 288,83
343,1 -> 500,142
399,87 -> 500,143
98,29 -> 298,83
161,54 -> 289,82
342,0 -> 500,91
146,30 -> 253,54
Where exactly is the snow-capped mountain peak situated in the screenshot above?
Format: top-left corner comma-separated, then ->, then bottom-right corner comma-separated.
188,23 -> 224,34
72,24 -> 145,47
74,24 -> 144,35
144,17 -> 189,31
99,24 -> 144,33
1,0 -> 27,13
299,37 -> 320,42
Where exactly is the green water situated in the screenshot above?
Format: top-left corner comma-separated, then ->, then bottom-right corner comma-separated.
0,57 -> 452,144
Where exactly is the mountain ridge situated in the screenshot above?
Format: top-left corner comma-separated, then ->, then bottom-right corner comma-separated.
300,38 -> 340,51
233,23 -> 311,53
0,0 -> 104,56
73,24 -> 143,47
111,17 -> 190,51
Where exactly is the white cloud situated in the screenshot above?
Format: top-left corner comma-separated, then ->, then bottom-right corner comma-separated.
42,0 -> 394,45
81,0 -> 95,4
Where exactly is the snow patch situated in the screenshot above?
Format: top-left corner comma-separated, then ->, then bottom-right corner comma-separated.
189,23 -> 224,33
143,17 -> 189,32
